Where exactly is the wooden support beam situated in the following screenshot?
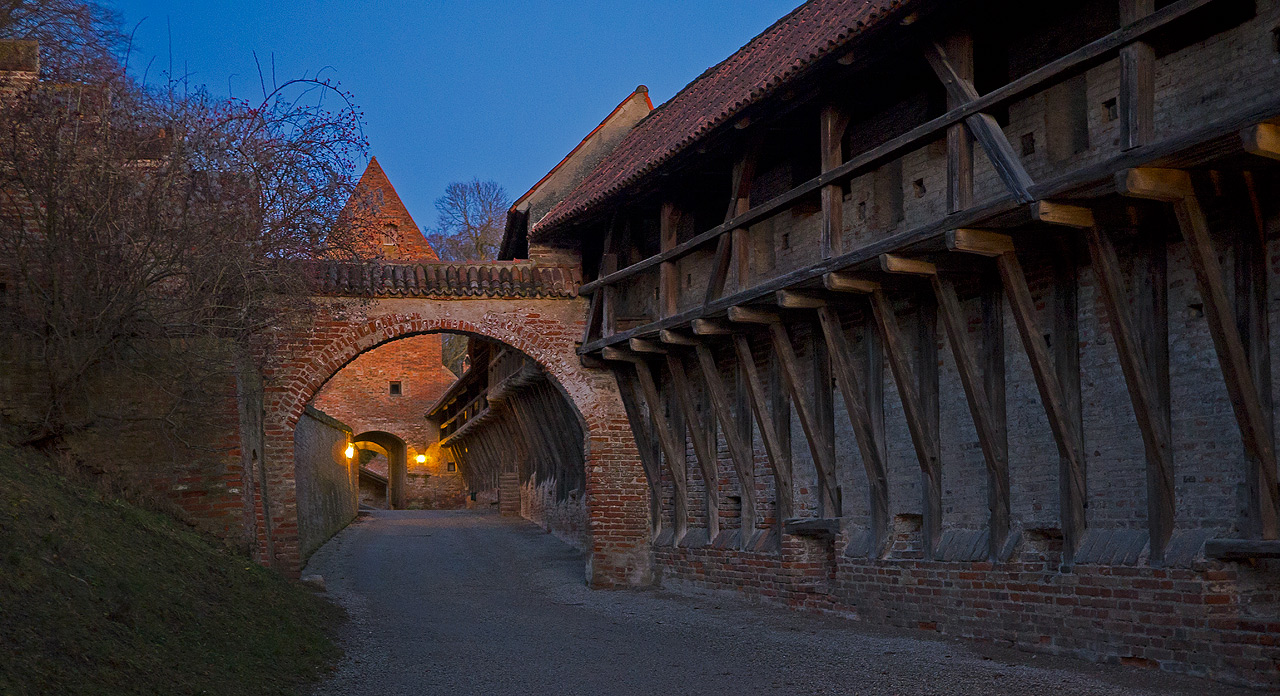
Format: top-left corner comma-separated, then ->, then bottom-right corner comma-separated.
880,254 -> 938,276
665,351 -> 720,539
727,306 -> 781,325
867,290 -> 943,557
776,290 -> 828,309
659,329 -> 700,346
1205,539 -> 1280,560
946,229 -> 1014,257
821,103 -> 850,256
660,202 -> 680,318
1052,240 -> 1087,563
824,272 -> 880,294
631,357 -> 690,542
732,334 -> 794,524
942,32 -> 975,213
815,303 -> 890,556
1119,0 -> 1156,150
1241,123 -> 1280,161
924,41 -> 1034,204
1032,201 -> 1096,229
601,253 -> 618,337
1235,171 -> 1275,541
930,274 -> 1010,558
1085,225 -> 1175,561
1119,168 -> 1279,539
695,343 -> 758,539
692,319 -> 733,336
629,338 -> 667,354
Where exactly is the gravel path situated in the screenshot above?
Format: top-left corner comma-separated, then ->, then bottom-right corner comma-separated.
304,510 -> 1255,696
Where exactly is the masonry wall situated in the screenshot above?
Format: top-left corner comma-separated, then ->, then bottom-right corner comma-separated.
311,334 -> 464,509
293,406 -> 356,560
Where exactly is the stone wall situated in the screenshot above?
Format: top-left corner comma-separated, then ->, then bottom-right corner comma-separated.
293,405 -> 356,560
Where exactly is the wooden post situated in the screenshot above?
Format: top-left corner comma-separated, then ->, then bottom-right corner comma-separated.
732,333 -> 795,527
660,202 -> 679,318
620,352 -> 690,542
1119,0 -> 1155,150
708,145 -> 760,304
810,295 -> 891,555
1052,238 -> 1087,563
943,32 -> 975,213
1236,172 -> 1276,540
694,343 -> 759,541
821,104 -> 848,257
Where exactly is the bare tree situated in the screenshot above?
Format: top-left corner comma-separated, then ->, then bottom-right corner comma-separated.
426,178 -> 509,262
0,0 -> 367,444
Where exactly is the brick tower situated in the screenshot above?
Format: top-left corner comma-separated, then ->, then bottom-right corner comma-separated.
311,158 -> 464,509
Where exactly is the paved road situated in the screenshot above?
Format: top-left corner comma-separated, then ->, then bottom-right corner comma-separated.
305,511 -> 1251,696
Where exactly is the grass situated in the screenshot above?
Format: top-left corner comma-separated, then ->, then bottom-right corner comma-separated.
0,444 -> 344,696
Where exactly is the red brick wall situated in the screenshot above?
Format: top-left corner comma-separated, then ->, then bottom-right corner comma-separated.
310,334 -> 464,508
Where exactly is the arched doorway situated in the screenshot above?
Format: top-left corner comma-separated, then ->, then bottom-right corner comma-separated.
352,431 -> 407,509
253,298 -> 652,587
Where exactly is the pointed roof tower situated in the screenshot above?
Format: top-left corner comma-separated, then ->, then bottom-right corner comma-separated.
341,157 -> 440,261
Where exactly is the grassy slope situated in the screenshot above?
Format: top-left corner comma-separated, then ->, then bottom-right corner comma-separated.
0,445 -> 342,696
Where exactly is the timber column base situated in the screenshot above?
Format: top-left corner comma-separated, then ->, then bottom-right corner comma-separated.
498,472 -> 521,517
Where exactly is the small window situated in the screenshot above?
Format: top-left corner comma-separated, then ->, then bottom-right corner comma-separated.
1021,133 -> 1036,156
1102,98 -> 1118,122
389,381 -> 402,396
447,462 -> 457,472
913,178 -> 926,198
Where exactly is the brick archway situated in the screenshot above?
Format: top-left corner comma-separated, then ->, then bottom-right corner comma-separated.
255,297 -> 651,588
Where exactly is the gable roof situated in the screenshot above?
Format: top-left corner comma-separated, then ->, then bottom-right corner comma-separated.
532,0 -> 904,236
344,157 -> 439,261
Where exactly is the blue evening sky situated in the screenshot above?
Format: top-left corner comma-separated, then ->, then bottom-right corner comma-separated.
112,1 -> 799,229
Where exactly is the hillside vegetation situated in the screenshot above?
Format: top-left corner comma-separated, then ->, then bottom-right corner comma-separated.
0,445 -> 342,695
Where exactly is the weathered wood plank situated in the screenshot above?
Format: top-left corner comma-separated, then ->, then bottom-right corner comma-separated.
1205,539 -> 1280,560
666,351 -> 721,539
1235,172 -> 1276,540
1085,225 -> 1175,561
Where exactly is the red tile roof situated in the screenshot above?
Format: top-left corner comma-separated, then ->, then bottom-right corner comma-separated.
532,0 -> 904,236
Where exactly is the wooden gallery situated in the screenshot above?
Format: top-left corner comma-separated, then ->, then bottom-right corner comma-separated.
446,0 -> 1280,687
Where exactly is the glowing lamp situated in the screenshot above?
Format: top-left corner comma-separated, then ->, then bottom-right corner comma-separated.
416,454 -> 427,464
344,444 -> 355,459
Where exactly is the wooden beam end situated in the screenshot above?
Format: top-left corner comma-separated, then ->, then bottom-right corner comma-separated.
823,272 -> 879,294
946,228 -> 1014,257
1031,201 -> 1095,228
691,319 -> 733,336
1241,123 -> 1280,162
776,290 -> 827,309
879,253 -> 937,276
659,329 -> 700,346
1114,168 -> 1192,202
629,338 -> 667,355
601,346 -> 641,364
727,305 -> 780,325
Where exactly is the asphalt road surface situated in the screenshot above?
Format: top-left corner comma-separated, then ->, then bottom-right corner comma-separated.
305,510 -> 1255,696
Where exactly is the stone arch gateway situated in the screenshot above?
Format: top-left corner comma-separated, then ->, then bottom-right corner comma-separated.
248,262 -> 652,588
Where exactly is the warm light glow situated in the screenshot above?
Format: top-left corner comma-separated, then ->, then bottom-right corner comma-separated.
416,454 -> 427,464
344,444 -> 355,459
